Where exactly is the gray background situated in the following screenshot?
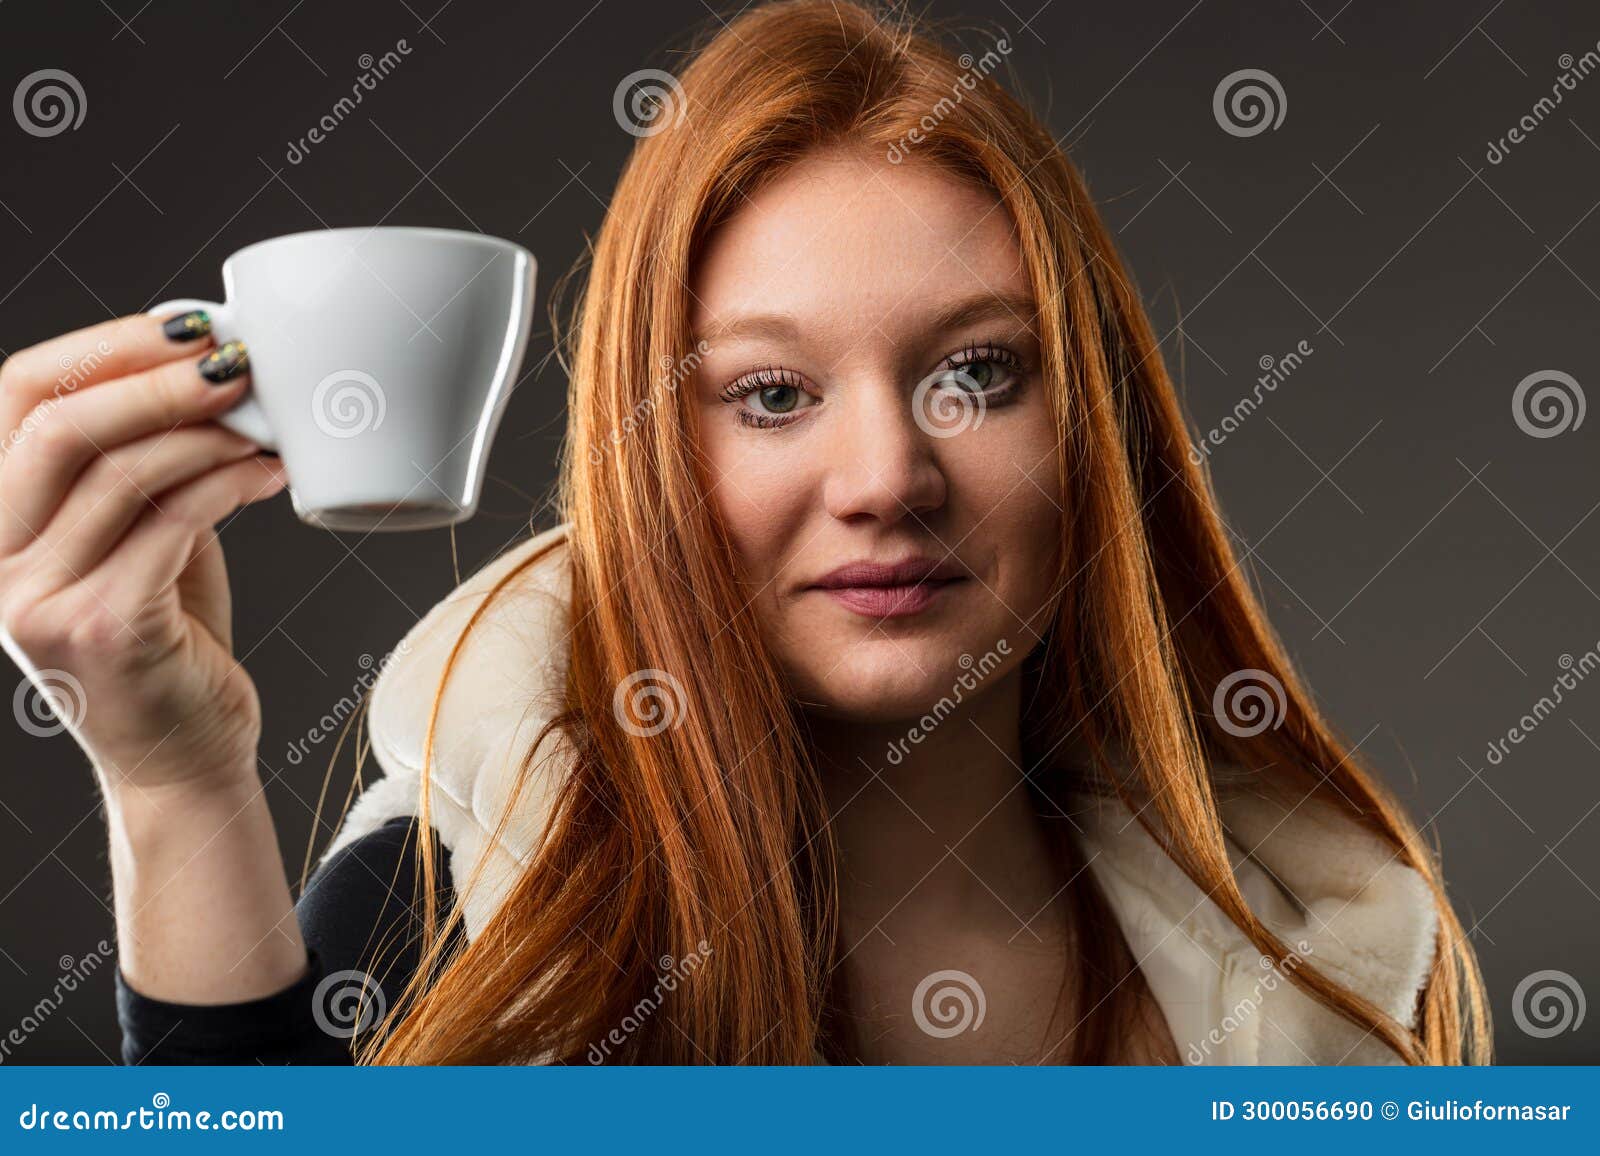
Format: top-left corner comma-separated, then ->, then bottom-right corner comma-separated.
0,0 -> 1594,1064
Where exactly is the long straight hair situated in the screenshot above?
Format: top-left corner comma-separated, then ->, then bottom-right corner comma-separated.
362,0 -> 1489,1064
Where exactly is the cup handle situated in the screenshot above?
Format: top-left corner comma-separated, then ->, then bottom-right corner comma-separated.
151,297 -> 278,451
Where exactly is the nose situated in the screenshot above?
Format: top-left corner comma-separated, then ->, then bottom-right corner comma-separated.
822,381 -> 948,523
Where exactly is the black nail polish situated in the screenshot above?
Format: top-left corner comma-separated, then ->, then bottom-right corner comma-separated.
162,310 -> 211,342
198,341 -> 248,383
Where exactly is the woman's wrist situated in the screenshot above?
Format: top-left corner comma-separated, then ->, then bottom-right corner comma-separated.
104,758 -> 309,1005
101,760 -> 266,855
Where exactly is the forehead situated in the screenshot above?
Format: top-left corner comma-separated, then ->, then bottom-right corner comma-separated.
689,149 -> 1028,338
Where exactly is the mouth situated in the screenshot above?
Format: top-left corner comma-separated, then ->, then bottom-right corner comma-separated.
805,556 -> 969,620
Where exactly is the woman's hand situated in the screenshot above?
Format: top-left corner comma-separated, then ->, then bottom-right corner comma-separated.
0,312 -> 285,795
0,311 -> 309,1005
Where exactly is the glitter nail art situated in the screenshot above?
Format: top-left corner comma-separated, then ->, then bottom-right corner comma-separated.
162,310 -> 212,342
198,341 -> 249,383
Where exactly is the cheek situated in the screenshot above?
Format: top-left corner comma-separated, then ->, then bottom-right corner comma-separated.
945,418 -> 1062,608
703,429 -> 814,582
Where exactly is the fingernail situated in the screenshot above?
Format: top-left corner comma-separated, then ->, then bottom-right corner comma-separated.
162,309 -> 211,342
198,341 -> 248,383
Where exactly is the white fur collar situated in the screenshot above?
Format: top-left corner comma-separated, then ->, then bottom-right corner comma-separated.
324,524 -> 1436,1065
1073,790 -> 1435,1063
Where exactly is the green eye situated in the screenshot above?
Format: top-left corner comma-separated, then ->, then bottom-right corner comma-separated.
955,361 -> 993,390
940,344 -> 1023,397
722,367 -> 816,428
756,385 -> 800,413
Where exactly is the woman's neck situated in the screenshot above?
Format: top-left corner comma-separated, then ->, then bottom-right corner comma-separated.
805,669 -> 1067,944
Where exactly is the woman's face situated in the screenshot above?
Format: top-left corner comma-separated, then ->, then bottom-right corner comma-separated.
689,148 -> 1062,722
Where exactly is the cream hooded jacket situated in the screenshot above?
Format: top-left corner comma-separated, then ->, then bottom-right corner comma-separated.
321,525 -> 1438,1065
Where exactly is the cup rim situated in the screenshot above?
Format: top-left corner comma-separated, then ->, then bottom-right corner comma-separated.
223,225 -> 533,271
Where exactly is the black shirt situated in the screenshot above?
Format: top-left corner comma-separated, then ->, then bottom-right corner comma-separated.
114,816 -> 459,1064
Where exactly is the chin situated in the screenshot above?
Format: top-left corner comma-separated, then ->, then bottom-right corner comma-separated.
789,632 -> 992,723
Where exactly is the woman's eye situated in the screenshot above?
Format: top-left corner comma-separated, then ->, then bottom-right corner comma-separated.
729,376 -> 818,426
954,360 -> 995,390
751,384 -> 802,414
942,356 -> 1018,394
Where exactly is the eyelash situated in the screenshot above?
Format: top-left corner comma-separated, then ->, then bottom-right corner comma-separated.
719,339 -> 1027,429
718,365 -> 809,429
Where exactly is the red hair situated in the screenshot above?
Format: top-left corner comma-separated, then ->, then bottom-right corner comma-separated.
353,0 -> 1488,1064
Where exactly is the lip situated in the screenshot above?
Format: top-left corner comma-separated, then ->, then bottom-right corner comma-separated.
806,556 -> 969,619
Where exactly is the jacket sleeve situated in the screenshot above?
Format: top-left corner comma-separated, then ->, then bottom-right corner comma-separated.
115,815 -> 460,1065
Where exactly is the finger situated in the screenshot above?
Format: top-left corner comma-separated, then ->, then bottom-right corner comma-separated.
0,311 -> 217,434
17,425 -> 266,587
174,533 -> 234,653
76,455 -> 286,630
0,343 -> 253,552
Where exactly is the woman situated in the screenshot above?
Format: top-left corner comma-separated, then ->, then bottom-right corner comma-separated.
0,0 -> 1487,1065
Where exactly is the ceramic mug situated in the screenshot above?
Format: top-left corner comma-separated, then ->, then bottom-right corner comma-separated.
155,226 -> 535,532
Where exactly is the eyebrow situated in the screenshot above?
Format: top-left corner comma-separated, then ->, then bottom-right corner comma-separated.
929,290 -> 1039,334
693,289 -> 1040,347
695,311 -> 801,344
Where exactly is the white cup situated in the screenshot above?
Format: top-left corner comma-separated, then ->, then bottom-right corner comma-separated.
155,226 -> 535,532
